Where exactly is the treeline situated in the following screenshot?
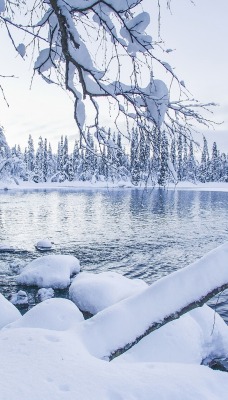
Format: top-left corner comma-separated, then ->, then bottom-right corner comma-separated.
0,129 -> 228,185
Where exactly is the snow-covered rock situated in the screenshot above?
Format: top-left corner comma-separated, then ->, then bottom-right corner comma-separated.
10,290 -> 28,306
37,288 -> 54,302
5,298 -> 84,331
35,239 -> 53,251
69,271 -> 148,314
0,293 -> 21,329
0,243 -> 16,252
9,259 -> 26,274
17,255 -> 80,289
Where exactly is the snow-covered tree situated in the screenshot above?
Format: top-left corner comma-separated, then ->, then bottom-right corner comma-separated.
47,142 -> 56,179
27,134 -> 35,174
158,131 -> 169,186
199,136 -> 210,183
34,136 -> 44,182
210,142 -> 220,182
0,1 -> 215,153
186,141 -> 197,183
151,127 -> 161,181
72,139 -> 80,176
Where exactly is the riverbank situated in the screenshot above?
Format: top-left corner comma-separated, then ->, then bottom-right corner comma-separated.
1,179 -> 228,192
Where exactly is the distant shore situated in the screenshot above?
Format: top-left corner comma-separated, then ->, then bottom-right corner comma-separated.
1,180 -> 228,192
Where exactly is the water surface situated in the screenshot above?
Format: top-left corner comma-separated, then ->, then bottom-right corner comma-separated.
0,188 -> 228,320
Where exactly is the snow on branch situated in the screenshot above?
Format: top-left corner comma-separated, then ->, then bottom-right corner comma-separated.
1,0 -> 217,148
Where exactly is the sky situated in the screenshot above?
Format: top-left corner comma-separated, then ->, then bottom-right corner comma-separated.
0,0 -> 228,153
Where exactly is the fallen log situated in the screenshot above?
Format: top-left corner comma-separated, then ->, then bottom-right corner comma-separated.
79,242 -> 228,361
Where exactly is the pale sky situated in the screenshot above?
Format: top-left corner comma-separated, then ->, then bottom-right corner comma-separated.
0,0 -> 228,153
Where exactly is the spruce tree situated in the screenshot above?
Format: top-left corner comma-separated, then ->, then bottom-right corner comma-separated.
27,134 -> 35,173
177,132 -> 183,181
158,132 -> 169,186
199,136 -> 210,182
73,140 -> 80,176
43,138 -> 48,182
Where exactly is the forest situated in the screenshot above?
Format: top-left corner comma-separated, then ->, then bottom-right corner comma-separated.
0,126 -> 227,186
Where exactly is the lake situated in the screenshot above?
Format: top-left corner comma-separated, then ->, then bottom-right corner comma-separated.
0,188 -> 228,321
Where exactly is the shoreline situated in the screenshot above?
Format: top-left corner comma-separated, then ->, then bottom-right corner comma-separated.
1,180 -> 228,192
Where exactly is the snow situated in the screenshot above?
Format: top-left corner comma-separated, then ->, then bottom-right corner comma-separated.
34,47 -> 60,73
69,271 -> 148,314
37,287 -> 54,302
16,43 -> 26,58
77,242 -> 228,360
17,255 -> 80,289
0,293 -> 21,329
0,287 -> 228,398
35,239 -> 53,250
2,179 -> 228,194
0,243 -> 17,252
10,290 -> 28,306
0,242 -> 228,398
0,0 -> 5,13
5,298 -> 84,331
114,305 -> 228,365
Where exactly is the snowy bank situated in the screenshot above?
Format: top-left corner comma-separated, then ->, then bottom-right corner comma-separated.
0,285 -> 228,399
0,293 -> 21,329
1,243 -> 228,398
1,179 -> 228,192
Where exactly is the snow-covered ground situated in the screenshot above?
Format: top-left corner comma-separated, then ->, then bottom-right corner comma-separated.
1,179 -> 228,192
1,244 -> 228,399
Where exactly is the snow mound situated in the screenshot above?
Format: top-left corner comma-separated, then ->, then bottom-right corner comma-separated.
5,298 -> 84,331
114,305 -> 228,365
10,291 -> 28,306
17,255 -> 80,289
35,239 -> 53,251
69,271 -> 148,314
0,243 -> 16,252
0,293 -> 21,329
37,288 -> 54,302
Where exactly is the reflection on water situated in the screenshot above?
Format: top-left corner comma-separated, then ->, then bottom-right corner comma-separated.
0,188 -> 228,320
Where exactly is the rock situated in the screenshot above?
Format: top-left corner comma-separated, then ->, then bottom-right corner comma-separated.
37,288 -> 54,302
35,239 -> 53,251
10,290 -> 28,306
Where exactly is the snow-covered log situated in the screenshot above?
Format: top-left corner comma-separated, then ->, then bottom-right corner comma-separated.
79,242 -> 228,361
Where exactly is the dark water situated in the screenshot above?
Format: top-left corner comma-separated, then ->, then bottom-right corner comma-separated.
0,188 -> 228,321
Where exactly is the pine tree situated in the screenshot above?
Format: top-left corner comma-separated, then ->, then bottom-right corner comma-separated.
63,136 -> 69,171
210,141 -> 220,182
43,138 -> 48,182
131,156 -> 140,185
73,140 -> 80,176
130,128 -> 140,183
158,132 -> 169,186
186,141 -> 197,182
27,134 -> 35,173
170,139 -> 177,171
151,127 -> 161,180
116,133 -> 123,168
199,136 -> 210,183
177,132 -> 183,181
67,155 -> 74,181
182,136 -> 188,180
34,136 -> 44,182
